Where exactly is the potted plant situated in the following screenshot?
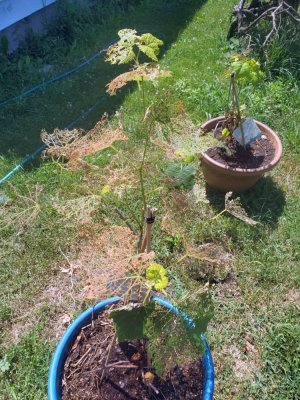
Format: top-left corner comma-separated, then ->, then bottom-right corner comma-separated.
200,57 -> 282,192
48,266 -> 215,399
48,30 -> 215,400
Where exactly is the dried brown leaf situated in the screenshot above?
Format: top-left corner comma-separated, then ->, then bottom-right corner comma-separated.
41,114 -> 128,168
183,243 -> 233,280
106,66 -> 171,95
225,192 -> 258,225
73,226 -> 137,300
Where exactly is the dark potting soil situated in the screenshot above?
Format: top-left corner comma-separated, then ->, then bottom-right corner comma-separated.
62,310 -> 204,400
205,136 -> 275,169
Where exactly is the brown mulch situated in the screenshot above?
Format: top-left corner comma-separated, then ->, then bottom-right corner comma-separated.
205,136 -> 275,169
62,309 -> 204,400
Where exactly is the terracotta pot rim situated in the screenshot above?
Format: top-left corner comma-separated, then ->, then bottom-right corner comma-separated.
200,116 -> 282,175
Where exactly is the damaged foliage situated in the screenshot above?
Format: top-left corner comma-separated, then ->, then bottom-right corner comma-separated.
41,113 -> 128,168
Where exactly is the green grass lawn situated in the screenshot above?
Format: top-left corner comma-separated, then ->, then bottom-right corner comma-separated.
1,0 -> 300,399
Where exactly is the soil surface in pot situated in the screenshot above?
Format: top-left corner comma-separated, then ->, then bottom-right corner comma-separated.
205,135 -> 275,169
62,309 -> 204,400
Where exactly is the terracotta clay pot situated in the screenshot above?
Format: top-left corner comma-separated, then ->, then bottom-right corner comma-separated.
200,116 -> 282,192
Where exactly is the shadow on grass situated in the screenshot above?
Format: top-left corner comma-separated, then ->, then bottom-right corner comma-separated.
205,175 -> 286,227
0,0 -> 208,159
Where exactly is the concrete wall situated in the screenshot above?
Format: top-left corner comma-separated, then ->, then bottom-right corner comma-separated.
0,0 -> 57,31
0,0 -> 93,53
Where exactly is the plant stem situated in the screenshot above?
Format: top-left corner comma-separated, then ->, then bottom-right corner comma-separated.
139,134 -> 150,213
124,188 -> 143,230
141,77 -> 146,117
231,73 -> 246,149
211,209 -> 227,220
139,118 -> 153,215
110,145 -> 136,168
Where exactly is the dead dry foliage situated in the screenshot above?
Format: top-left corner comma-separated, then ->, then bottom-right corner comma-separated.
106,66 -> 171,95
52,195 -> 102,224
70,225 -> 155,300
182,243 -> 233,281
0,183 -> 44,234
41,113 -> 128,169
225,192 -> 258,225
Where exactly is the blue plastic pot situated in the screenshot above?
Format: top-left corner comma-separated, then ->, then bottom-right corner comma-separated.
48,296 -> 214,400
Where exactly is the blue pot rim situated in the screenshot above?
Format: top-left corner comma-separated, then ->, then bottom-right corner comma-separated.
48,296 -> 214,400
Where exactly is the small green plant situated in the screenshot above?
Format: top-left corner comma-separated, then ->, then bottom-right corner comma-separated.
165,162 -> 196,190
230,55 -> 264,85
106,29 -> 171,249
106,29 -> 171,112
103,29 -> 212,381
38,27 -> 213,386
218,57 -> 264,150
109,261 -> 213,378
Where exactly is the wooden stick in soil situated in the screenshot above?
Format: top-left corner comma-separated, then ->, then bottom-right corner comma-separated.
141,206 -> 157,253
231,73 -> 246,150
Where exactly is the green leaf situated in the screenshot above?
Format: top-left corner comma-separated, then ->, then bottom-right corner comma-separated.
174,147 -> 196,163
231,56 -> 263,85
221,128 -> 231,138
137,33 -> 164,61
139,33 -> 163,47
165,163 -> 196,190
110,302 -> 155,342
137,44 -> 158,61
146,263 -> 168,290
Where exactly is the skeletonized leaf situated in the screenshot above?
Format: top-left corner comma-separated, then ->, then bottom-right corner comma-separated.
106,66 -> 171,95
106,29 -> 138,65
118,29 -> 138,43
41,114 -> 128,167
106,71 -> 143,95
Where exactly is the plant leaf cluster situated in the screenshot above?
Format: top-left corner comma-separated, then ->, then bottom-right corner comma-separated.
105,29 -> 170,96
230,55 -> 264,85
165,162 -> 196,190
106,29 -> 164,65
146,263 -> 169,290
110,302 -> 155,342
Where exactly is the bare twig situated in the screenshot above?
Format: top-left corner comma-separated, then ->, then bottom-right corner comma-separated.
114,207 -> 137,235
99,333 -> 116,385
229,0 -> 300,46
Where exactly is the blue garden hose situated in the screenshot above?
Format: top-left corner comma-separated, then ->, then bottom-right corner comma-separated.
0,30 -> 166,108
0,93 -> 107,185
0,29 -> 166,185
0,41 -> 115,108
48,296 -> 214,400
